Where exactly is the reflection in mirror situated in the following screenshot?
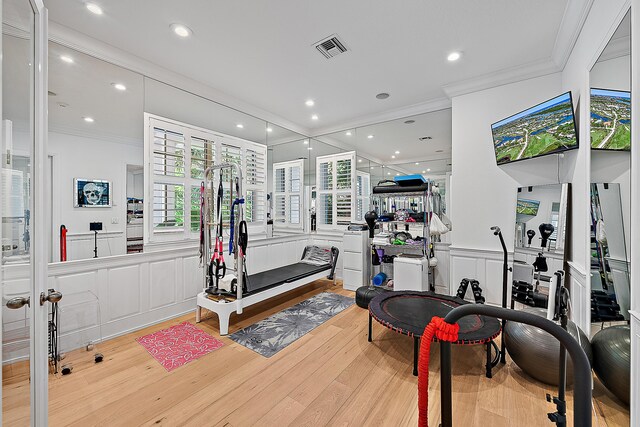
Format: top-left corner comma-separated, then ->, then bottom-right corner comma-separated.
512,184 -> 569,301
266,125 -> 309,236
590,183 -> 629,321
48,42 -> 144,262
589,10 -> 631,328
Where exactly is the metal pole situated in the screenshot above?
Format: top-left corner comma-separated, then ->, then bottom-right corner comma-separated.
491,226 -> 509,363
439,305 -> 592,427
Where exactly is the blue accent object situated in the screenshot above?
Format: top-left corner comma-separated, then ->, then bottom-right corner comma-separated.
373,272 -> 388,287
229,198 -> 245,254
394,174 -> 427,186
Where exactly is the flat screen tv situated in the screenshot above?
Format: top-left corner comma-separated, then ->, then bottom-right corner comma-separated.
492,92 -> 579,165
74,178 -> 112,207
590,88 -> 631,151
516,198 -> 540,216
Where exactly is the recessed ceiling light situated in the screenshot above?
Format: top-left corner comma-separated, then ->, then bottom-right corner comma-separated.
236,124 -> 244,129
391,155 -> 396,159
358,159 -> 362,163
86,3 -> 103,15
367,135 -> 374,139
447,51 -> 461,61
376,92 -> 390,100
305,99 -> 315,107
415,162 -> 419,165
307,147 -> 313,150
387,172 -> 391,176
311,114 -> 318,120
83,117 -> 94,123
395,150 -> 400,154
303,140 -> 309,144
404,120 -> 415,124
370,166 -> 374,169
422,170 -> 426,173
171,24 -> 192,38
266,127 -> 273,132
112,83 -> 126,91
427,168 -> 431,172
395,173 -> 400,176
345,131 -> 352,136
60,55 -> 74,63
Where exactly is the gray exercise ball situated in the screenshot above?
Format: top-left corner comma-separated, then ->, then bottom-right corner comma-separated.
504,307 -> 592,386
592,325 -> 630,405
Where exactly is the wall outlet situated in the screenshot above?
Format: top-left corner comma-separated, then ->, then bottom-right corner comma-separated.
111,217 -> 118,224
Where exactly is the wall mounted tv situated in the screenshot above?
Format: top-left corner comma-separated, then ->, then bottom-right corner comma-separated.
491,92 -> 579,165
590,88 -> 630,151
516,198 -> 540,216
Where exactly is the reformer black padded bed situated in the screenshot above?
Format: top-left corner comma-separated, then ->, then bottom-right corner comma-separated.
368,291 -> 501,376
197,245 -> 339,335
244,254 -> 336,294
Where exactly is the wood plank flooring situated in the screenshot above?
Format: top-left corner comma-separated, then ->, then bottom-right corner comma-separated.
2,280 -> 630,426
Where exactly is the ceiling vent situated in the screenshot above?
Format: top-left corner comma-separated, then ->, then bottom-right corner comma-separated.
418,136 -> 433,141
314,34 -> 348,59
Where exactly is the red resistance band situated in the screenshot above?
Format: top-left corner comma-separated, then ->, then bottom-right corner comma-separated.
60,226 -> 67,262
418,316 -> 459,427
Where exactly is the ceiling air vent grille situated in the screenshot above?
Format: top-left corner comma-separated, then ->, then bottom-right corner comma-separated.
314,34 -> 348,59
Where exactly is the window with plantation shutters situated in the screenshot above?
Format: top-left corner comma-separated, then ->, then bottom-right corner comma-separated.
272,159 -> 304,230
356,171 -> 371,221
145,114 -> 267,244
316,152 -> 356,230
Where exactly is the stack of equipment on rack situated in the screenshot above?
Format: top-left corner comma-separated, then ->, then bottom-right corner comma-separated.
591,290 -> 624,322
511,280 -> 548,308
456,278 -> 485,304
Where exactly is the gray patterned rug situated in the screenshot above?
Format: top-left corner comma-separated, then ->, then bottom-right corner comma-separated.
229,292 -> 354,357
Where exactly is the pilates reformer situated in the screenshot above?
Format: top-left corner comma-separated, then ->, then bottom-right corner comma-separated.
195,162 -> 339,335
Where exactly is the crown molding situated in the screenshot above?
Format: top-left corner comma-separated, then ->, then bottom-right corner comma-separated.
551,0 -> 596,69
46,21 -> 311,138
596,35 -> 631,63
442,57 -> 561,99
310,97 -> 452,137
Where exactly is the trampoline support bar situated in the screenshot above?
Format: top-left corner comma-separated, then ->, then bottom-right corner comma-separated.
439,305 -> 591,427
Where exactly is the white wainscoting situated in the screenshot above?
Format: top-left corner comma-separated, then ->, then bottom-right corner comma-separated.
66,230 -> 126,261
631,311 -> 639,427
567,261 -> 590,334
450,247 -> 513,306
2,248 -> 201,363
2,233 -> 341,363
433,242 -> 451,294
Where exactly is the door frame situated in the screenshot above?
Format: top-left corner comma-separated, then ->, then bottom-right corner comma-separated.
0,0 -> 49,425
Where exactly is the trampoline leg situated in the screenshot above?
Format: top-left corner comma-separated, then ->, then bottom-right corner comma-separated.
485,342 -> 492,378
368,314 -> 372,342
413,337 -> 419,376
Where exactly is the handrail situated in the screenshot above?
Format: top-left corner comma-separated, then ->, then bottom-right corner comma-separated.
439,304 -> 592,427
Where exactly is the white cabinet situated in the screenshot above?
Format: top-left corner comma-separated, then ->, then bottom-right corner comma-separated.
342,230 -> 369,291
393,256 -> 430,291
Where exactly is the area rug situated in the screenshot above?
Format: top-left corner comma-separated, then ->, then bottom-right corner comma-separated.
136,322 -> 224,372
229,292 -> 354,357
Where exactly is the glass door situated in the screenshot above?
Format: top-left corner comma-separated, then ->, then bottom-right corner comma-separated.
2,0 -> 50,425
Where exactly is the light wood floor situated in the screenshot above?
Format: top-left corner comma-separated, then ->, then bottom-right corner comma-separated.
2,280 -> 630,426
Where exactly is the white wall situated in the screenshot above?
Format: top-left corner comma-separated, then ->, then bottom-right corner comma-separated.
449,73 -> 567,305
49,132 -> 143,260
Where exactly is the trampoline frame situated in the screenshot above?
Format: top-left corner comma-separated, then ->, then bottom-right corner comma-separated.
367,292 -> 501,377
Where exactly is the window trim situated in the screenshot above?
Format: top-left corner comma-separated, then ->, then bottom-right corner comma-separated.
272,159 -> 304,231
315,151 -> 356,230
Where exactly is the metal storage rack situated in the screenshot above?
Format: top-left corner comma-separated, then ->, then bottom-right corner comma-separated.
369,183 -> 434,290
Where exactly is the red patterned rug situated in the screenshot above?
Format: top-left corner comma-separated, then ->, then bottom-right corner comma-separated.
136,322 -> 224,372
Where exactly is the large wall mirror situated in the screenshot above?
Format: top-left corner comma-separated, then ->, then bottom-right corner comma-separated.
512,183 -> 569,292
589,11 -> 631,326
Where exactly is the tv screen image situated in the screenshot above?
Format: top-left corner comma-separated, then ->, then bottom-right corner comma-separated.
74,178 -> 111,207
491,92 -> 579,165
590,88 -> 630,150
516,199 -> 540,216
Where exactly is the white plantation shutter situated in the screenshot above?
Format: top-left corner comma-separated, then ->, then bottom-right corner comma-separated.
145,115 -> 267,244
356,171 -> 371,221
316,152 -> 356,230
272,159 -> 304,230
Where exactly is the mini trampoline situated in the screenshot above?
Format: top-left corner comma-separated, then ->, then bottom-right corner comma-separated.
368,291 -> 501,376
